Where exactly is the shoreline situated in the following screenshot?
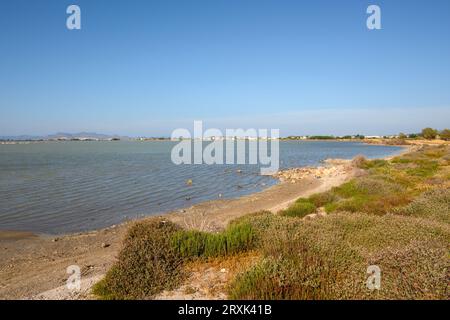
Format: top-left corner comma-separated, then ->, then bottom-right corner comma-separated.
0,146 -> 409,299
1,143 -> 409,239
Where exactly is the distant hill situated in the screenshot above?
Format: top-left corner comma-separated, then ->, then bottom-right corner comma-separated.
0,132 -> 131,141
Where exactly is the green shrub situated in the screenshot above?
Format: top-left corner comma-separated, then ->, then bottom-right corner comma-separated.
225,222 -> 255,254
421,127 -> 438,140
333,196 -> 370,213
332,180 -> 362,198
440,129 -> 450,141
351,155 -> 367,168
324,202 -> 339,213
231,211 -> 278,234
295,197 -> 313,204
392,157 -> 413,164
280,201 -> 316,218
170,230 -> 208,258
360,159 -> 389,169
406,160 -> 439,177
92,219 -> 183,299
308,191 -> 337,207
171,222 -> 255,258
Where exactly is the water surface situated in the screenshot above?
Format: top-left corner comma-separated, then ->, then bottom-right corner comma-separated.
0,141 -> 402,234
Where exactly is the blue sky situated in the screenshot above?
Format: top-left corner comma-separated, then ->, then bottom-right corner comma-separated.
1,0 -> 449,136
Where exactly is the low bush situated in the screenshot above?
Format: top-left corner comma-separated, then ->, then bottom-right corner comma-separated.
93,219 -> 256,299
406,160 -> 439,177
360,159 -> 389,169
171,222 -> 255,258
280,200 -> 316,218
354,176 -> 405,195
308,191 -> 337,207
351,155 -> 367,168
332,181 -> 362,198
332,196 -> 370,213
92,219 -> 184,299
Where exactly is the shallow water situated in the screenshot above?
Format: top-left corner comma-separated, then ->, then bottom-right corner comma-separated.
0,141 -> 402,234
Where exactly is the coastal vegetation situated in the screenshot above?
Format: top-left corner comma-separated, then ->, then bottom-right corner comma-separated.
171,221 -> 255,259
422,127 -> 439,140
440,129 -> 450,141
92,220 -> 256,299
93,144 -> 449,300
92,219 -> 183,299
227,144 -> 449,299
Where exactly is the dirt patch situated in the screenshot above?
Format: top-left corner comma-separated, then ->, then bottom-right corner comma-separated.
155,252 -> 260,300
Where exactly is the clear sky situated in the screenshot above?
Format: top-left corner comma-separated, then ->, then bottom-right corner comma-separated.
1,0 -> 449,137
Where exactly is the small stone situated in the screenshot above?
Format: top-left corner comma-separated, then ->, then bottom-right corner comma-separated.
220,268 -> 227,273
101,243 -> 110,248
52,238 -> 59,242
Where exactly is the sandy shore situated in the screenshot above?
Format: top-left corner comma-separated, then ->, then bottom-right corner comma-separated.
0,149 -> 403,300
